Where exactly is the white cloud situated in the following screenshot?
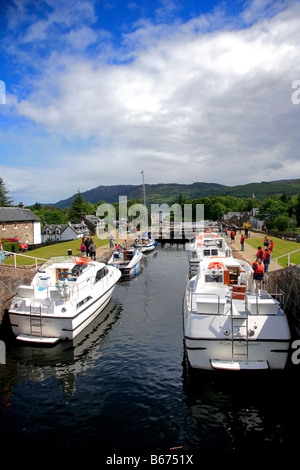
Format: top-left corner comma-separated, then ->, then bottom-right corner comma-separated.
2,0 -> 300,204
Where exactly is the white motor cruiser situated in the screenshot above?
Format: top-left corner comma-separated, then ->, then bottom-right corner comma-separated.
183,256 -> 291,371
9,256 -> 121,344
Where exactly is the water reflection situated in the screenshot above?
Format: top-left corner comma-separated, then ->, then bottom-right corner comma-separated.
181,351 -> 300,457
6,300 -> 122,396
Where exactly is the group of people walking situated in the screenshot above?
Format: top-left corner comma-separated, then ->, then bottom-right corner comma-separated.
225,226 -> 274,280
252,236 -> 274,280
80,237 -> 97,260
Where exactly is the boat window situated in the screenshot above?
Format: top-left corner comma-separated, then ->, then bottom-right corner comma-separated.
77,296 -> 92,309
211,249 -> 218,255
95,266 -> 109,282
203,249 -> 210,256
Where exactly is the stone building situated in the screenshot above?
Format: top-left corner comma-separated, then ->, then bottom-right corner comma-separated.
0,203 -> 41,245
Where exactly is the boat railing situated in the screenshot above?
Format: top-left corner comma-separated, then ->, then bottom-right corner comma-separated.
259,274 -> 285,309
189,288 -> 284,317
17,270 -> 114,303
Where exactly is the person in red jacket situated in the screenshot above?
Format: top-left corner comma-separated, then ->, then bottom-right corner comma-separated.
256,246 -> 264,261
240,234 -> 245,251
230,230 -> 235,244
263,248 -> 271,272
253,259 -> 264,281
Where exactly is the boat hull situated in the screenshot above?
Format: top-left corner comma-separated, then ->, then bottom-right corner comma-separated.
184,337 -> 290,371
183,298 -> 291,371
119,262 -> 141,276
139,243 -> 156,252
9,283 -> 118,344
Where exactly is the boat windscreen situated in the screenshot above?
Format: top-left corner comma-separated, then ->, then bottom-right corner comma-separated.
205,274 -> 223,283
72,263 -> 88,276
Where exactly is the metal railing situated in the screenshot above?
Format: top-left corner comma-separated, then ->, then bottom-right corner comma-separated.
272,248 -> 300,269
1,250 -> 47,269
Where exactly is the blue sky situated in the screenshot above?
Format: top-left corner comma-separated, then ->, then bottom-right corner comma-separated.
1,0 -> 300,205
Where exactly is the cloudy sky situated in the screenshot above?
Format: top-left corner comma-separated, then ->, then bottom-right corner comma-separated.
1,0 -> 300,205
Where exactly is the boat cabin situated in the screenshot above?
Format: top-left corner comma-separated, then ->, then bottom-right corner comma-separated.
197,258 -> 253,292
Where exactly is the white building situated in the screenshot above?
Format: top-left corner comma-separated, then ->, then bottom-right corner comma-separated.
41,222 -> 89,243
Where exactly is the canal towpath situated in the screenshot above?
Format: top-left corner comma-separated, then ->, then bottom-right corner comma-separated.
228,230 -> 282,272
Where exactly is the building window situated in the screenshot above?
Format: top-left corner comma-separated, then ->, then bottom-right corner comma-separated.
14,222 -> 18,229
2,223 -> 6,231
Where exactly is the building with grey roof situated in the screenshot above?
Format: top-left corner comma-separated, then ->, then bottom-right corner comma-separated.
0,203 -> 41,245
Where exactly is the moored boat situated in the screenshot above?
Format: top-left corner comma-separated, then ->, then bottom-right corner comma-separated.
107,246 -> 143,276
133,236 -> 157,253
8,256 -> 121,344
183,255 -> 291,371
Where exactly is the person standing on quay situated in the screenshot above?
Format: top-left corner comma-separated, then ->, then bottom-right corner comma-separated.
256,246 -> 264,262
230,229 -> 235,244
80,241 -> 87,257
240,234 -> 245,251
89,240 -> 97,260
263,248 -> 271,272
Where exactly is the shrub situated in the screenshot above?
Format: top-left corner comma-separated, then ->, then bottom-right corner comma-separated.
273,215 -> 291,231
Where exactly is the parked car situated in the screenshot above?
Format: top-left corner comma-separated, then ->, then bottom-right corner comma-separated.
2,237 -> 28,251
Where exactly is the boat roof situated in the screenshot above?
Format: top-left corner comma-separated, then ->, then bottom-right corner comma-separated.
39,256 -> 103,270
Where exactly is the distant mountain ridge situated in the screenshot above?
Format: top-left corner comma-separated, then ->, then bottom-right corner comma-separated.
53,179 -> 300,208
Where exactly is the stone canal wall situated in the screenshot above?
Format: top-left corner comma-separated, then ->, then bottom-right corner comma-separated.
267,264 -> 300,338
0,265 -> 36,321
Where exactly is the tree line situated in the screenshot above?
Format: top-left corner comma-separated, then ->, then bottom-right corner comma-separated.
1,178 -> 300,231
175,193 -> 300,231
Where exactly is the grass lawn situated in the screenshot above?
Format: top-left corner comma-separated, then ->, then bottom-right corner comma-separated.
246,237 -> 300,267
2,238 -> 110,266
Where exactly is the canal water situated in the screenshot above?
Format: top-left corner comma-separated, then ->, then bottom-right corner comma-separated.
0,245 -> 299,464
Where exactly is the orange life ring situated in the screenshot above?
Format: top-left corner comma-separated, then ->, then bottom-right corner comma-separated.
209,261 -> 225,270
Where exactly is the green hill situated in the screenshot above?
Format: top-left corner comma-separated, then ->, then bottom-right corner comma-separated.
54,179 -> 300,208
